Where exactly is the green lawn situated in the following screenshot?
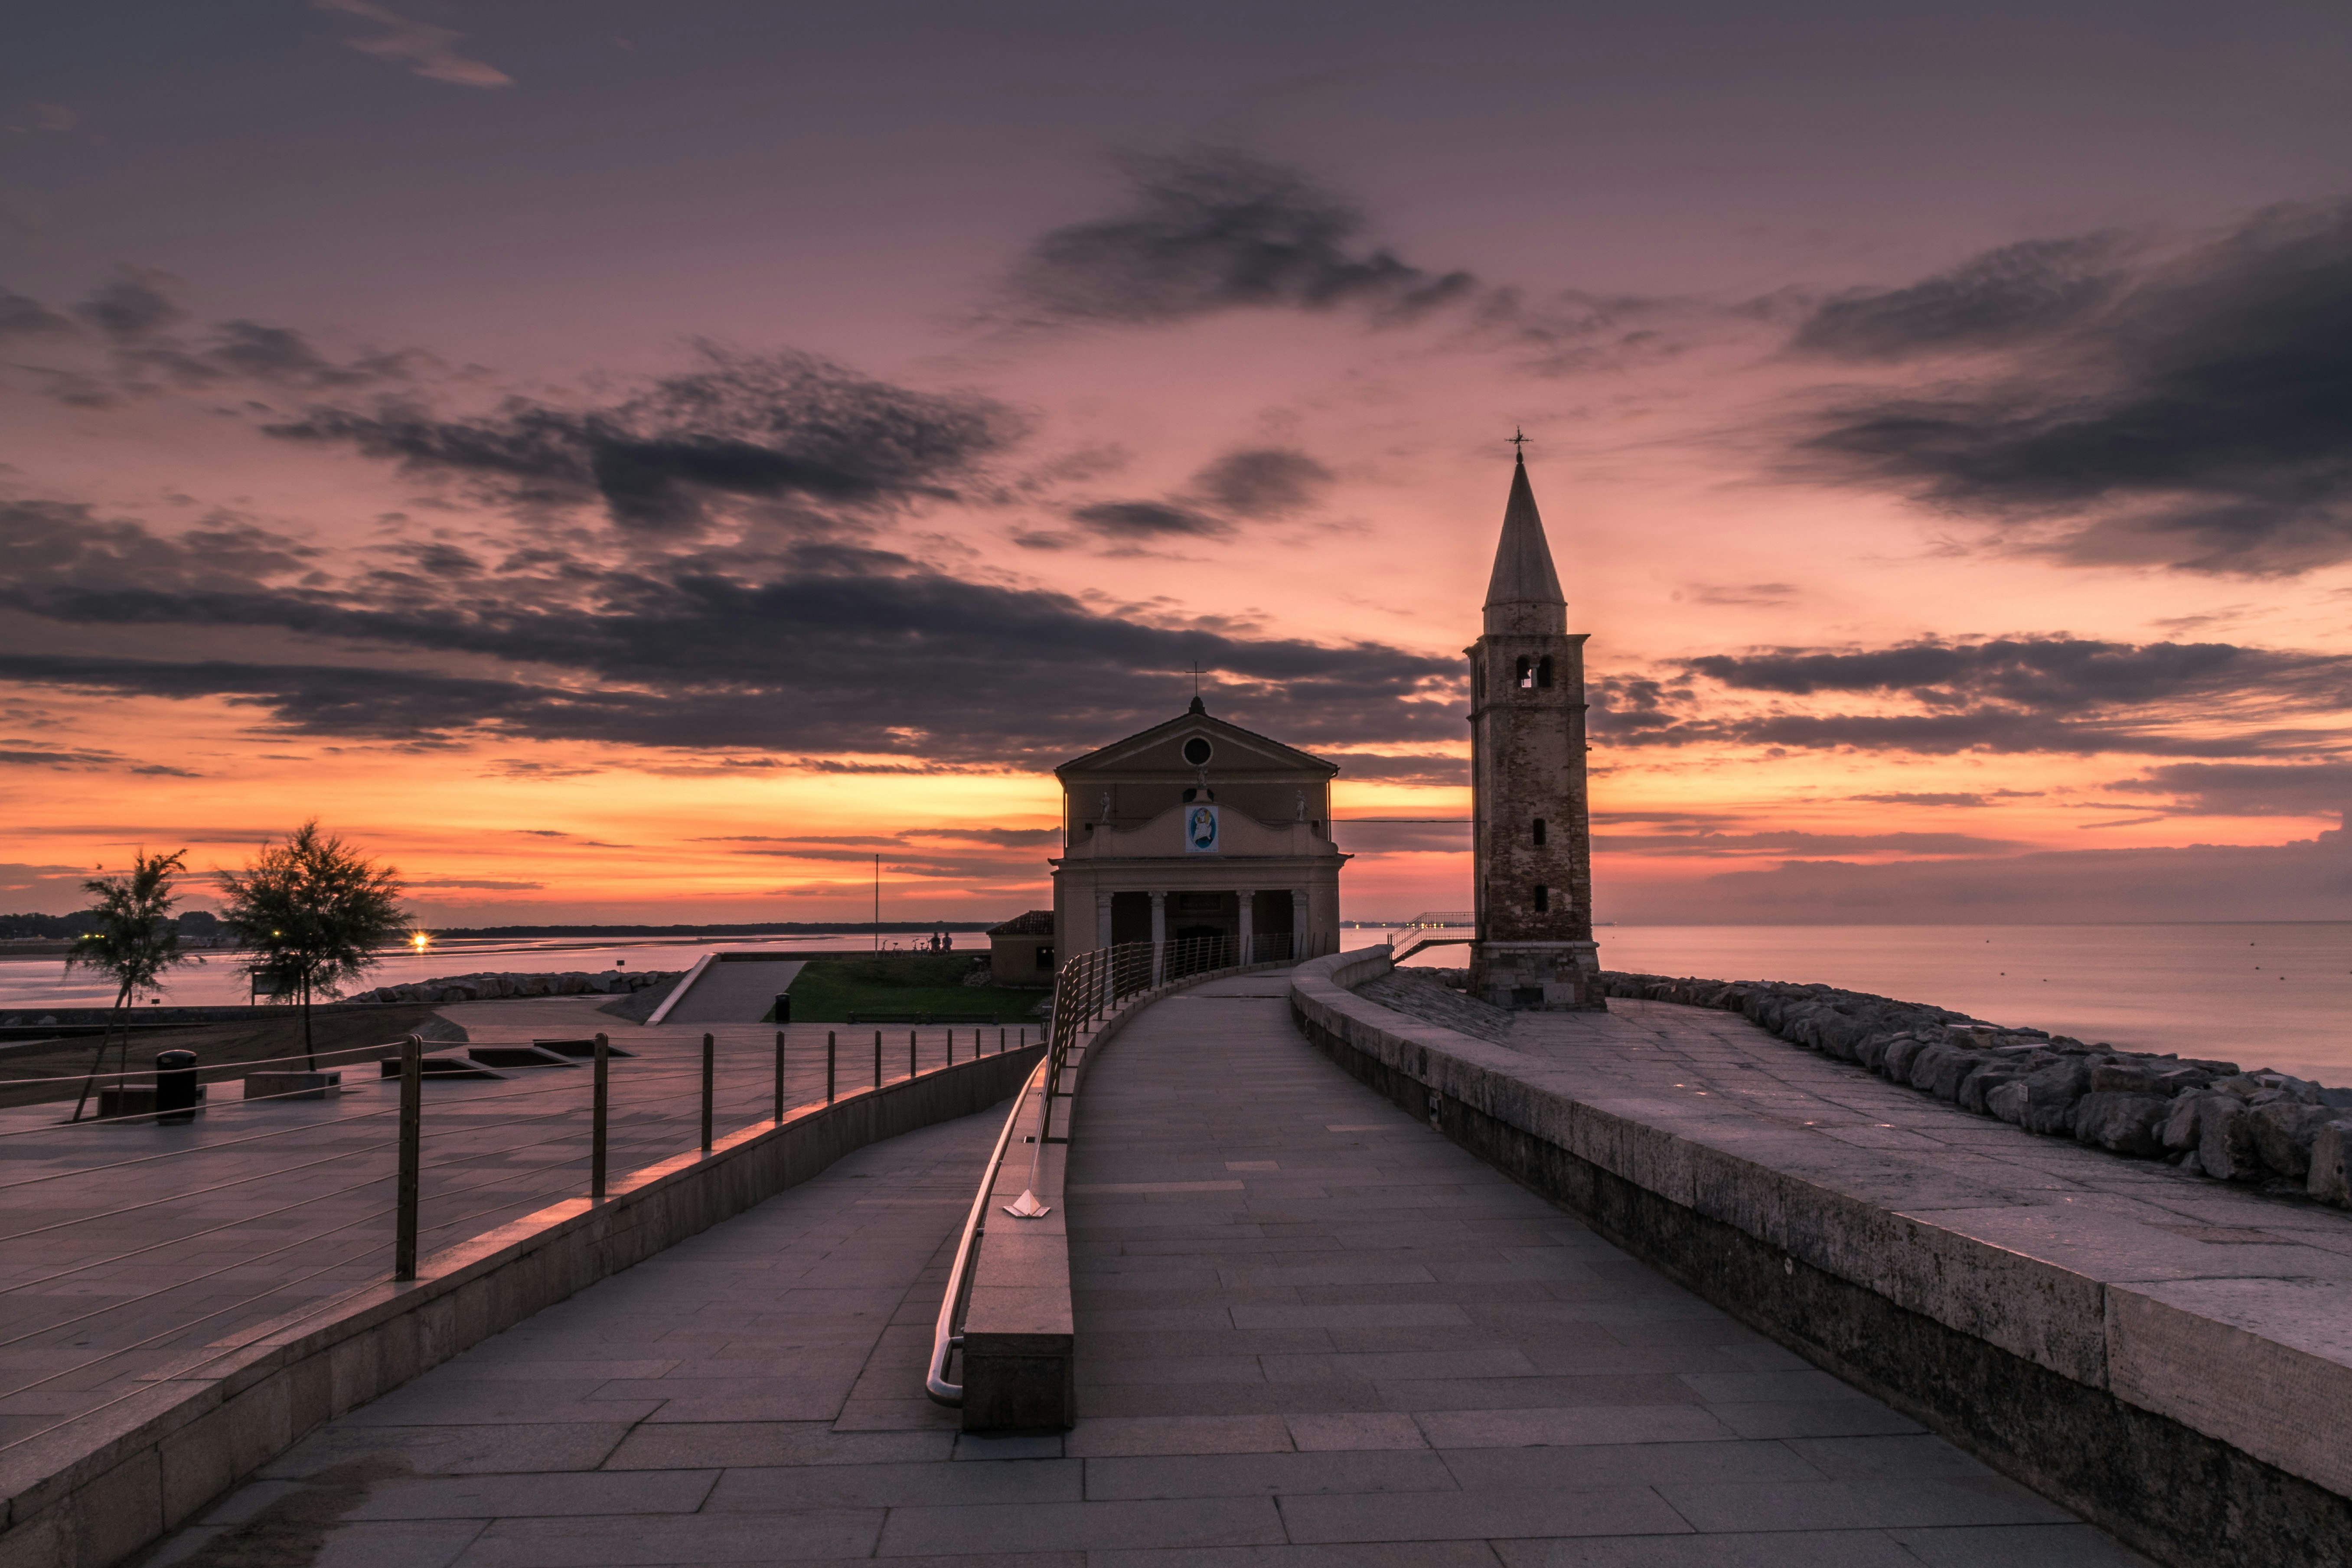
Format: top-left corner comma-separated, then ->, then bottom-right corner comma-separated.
763,954 -> 1049,1025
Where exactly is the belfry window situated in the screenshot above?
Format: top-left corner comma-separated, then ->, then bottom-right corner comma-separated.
1536,656 -> 1553,689
1532,818 -> 1546,846
1515,656 -> 1533,688
1533,883 -> 1550,913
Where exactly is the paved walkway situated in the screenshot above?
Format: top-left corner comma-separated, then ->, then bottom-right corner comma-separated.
0,1002 -> 1028,1451
142,979 -> 2147,1566
661,961 -> 808,1027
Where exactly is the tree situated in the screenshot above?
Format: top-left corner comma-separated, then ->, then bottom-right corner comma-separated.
217,821 -> 411,1068
64,849 -> 192,1123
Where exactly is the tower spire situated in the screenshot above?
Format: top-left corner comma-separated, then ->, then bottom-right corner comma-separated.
1482,451 -> 1566,636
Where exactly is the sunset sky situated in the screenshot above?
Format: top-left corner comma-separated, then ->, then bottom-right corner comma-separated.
4,1 -> 2350,926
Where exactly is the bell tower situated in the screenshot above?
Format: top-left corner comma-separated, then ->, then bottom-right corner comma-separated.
1467,448 -> 1604,1010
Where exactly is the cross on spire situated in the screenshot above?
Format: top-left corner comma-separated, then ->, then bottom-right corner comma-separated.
1510,426 -> 1529,462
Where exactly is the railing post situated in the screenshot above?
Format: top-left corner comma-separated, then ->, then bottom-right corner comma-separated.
873,1030 -> 881,1087
773,1029 -> 785,1124
827,1030 -> 836,1102
395,1033 -> 421,1280
701,1032 -> 714,1153
591,1032 -> 609,1201
909,1029 -> 916,1079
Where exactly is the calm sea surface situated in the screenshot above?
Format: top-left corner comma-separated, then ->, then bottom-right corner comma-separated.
1383,923 -> 2351,1084
7,923 -> 2344,1084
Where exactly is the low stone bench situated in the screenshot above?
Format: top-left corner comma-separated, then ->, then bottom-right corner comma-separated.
241,1072 -> 341,1101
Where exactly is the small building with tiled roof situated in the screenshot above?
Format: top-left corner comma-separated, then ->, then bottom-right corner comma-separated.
985,909 -> 1056,983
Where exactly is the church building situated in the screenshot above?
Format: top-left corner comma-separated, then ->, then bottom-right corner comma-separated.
1468,450 -> 1605,1010
1049,699 -> 1345,963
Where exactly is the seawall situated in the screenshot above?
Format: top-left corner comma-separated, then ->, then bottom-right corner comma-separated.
1289,947 -> 2352,1568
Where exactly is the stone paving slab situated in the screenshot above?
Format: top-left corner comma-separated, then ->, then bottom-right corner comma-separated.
0,1004 -> 1028,1450
135,978 -> 2146,1567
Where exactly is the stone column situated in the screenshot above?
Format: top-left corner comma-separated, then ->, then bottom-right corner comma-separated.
1237,890 -> 1256,965
1095,890 -> 1113,952
1148,890 -> 1167,983
1291,889 -> 1309,960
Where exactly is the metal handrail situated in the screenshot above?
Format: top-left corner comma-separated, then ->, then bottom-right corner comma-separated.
923,1053 -> 1046,1405
924,928 -> 1328,1406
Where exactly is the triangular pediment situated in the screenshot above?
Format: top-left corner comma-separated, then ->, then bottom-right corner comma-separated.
1056,709 -> 1338,779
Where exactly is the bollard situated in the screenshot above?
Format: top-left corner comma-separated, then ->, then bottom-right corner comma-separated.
592,1032 -> 609,1200
998,1026 -> 1005,1054
826,1030 -> 836,1102
774,991 -> 792,1027
154,1049 -> 199,1125
773,1030 -> 785,1124
701,1033 -> 714,1153
395,1034 -> 421,1280
908,1029 -> 916,1079
873,1030 -> 881,1088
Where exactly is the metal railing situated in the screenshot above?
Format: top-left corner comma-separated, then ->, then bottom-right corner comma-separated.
0,1018 -> 1035,1458
926,929 -> 1327,1406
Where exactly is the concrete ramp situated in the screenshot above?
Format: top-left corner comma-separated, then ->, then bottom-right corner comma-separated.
658,953 -> 806,1025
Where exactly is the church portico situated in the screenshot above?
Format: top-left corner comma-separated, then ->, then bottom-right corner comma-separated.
1050,698 -> 1343,965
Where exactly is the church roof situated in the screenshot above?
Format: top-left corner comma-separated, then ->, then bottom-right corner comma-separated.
1054,704 -> 1339,778
1483,455 -> 1567,636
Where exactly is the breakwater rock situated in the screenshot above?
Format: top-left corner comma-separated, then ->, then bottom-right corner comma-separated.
1598,969 -> 2352,1207
355,969 -> 684,1005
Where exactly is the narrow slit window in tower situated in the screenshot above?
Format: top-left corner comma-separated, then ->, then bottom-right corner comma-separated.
1533,883 -> 1550,913
1515,656 -> 1533,688
1532,818 -> 1546,846
1536,655 -> 1554,688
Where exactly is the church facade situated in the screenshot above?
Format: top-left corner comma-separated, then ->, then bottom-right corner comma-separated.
1049,699 -> 1345,963
1468,453 -> 1605,1010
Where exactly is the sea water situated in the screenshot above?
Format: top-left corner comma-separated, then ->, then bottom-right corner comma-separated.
1377,923 -> 2352,1085
7,924 -> 2344,1085
0,932 -> 992,1014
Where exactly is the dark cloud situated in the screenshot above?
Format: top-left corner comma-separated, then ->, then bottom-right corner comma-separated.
1596,829 -> 2026,857
1610,823 -> 2349,926
1191,447 -> 1334,518
0,863 -> 88,898
202,320 -> 424,389
1792,235 -> 2130,359
9,270 -> 424,404
75,265 -> 183,341
408,877 -> 545,890
1318,753 -> 1469,787
1000,147 -> 1476,330
270,345 -> 1021,531
1067,499 -> 1231,540
915,827 -> 1061,847
1594,636 -> 2352,758
0,521 -> 1461,762
1847,791 -> 2041,807
0,288 -> 76,340
2105,761 -> 2352,818
1801,202 -> 2352,574
0,743 -> 119,767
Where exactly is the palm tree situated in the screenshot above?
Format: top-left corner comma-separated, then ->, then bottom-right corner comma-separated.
217,821 -> 411,1069
65,849 -> 192,1123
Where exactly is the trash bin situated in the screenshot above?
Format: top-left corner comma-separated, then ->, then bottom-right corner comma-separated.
155,1049 -> 199,1124
774,992 -> 792,1026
